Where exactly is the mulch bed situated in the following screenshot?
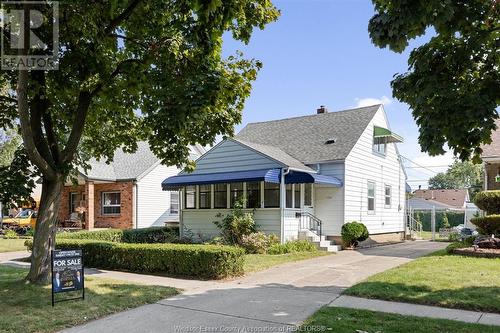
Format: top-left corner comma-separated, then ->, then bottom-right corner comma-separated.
452,247 -> 500,259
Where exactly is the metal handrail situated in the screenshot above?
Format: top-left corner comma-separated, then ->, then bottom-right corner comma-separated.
299,211 -> 323,237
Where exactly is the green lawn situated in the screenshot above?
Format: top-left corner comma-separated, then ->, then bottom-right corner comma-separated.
420,231 -> 450,241
0,238 -> 28,252
0,265 -> 178,333
345,250 -> 500,313
300,307 -> 499,333
244,251 -> 330,273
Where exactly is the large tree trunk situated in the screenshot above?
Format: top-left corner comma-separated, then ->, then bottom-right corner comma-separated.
26,175 -> 64,284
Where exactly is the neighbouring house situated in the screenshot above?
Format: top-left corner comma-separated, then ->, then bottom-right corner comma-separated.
411,189 -> 469,210
481,119 -> 500,190
162,105 -> 407,245
58,142 -> 205,230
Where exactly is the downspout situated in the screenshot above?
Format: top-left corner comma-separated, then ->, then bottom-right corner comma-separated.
280,168 -> 290,244
133,182 -> 138,229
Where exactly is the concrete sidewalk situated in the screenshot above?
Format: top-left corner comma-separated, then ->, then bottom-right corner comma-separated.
330,295 -> 500,327
61,241 -> 448,333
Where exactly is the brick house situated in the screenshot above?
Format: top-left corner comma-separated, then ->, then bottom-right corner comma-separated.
58,142 -> 204,230
481,119 -> 500,190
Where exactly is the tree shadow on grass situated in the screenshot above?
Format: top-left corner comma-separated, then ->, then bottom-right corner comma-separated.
344,281 -> 500,314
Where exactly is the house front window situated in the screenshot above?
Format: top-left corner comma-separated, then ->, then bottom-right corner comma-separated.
170,191 -> 179,214
199,185 -> 211,209
285,184 -> 293,208
385,184 -> 392,208
102,192 -> 121,215
185,186 -> 196,209
69,192 -> 81,214
230,183 -> 243,208
264,182 -> 280,208
294,184 -> 301,208
246,182 -> 261,208
304,184 -> 313,206
367,181 -> 375,213
214,183 -> 227,208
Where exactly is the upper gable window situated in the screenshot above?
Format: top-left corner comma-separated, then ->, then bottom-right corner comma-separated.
373,137 -> 386,155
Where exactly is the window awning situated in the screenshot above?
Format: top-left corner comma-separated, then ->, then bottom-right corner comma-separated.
285,171 -> 342,187
162,168 -> 343,190
374,126 -> 404,143
162,169 -> 281,190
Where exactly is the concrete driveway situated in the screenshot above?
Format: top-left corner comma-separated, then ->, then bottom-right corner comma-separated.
62,241 -> 447,333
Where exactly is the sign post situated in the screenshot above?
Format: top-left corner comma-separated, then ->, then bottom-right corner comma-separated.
51,249 -> 85,306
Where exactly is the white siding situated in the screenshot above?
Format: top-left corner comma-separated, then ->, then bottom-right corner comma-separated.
136,164 -> 180,228
283,209 -> 301,241
344,106 -> 406,235
183,139 -> 282,175
311,162 -> 345,235
182,208 -> 281,241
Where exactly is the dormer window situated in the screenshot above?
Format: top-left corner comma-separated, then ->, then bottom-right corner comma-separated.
373,126 -> 403,156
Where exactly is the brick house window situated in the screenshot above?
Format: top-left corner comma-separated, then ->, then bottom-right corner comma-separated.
69,192 -> 80,214
170,191 -> 179,214
102,192 -> 121,215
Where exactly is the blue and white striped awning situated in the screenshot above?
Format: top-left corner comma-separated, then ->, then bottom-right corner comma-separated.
162,168 -> 342,190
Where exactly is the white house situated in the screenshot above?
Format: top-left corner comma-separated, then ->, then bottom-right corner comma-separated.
163,105 -> 407,247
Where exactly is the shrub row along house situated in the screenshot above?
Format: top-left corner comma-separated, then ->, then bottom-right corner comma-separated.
163,105 -> 407,245
57,142 -> 205,229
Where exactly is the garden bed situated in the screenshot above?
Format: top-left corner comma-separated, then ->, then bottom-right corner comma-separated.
452,247 -> 500,258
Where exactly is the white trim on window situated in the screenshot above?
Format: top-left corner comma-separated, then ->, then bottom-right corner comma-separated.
170,191 -> 179,214
367,181 -> 375,214
102,191 -> 121,215
384,184 -> 392,208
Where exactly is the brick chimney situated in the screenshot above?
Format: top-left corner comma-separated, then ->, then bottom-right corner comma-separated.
317,105 -> 328,114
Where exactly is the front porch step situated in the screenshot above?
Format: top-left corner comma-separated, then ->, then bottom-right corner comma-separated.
298,230 -> 341,252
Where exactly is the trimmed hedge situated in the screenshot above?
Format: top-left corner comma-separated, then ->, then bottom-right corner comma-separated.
341,222 -> 369,248
471,215 -> 500,236
57,227 -> 179,243
25,238 -> 244,279
474,191 -> 500,215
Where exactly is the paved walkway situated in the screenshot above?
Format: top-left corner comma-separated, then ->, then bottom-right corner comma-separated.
56,241 -> 449,333
331,295 -> 500,326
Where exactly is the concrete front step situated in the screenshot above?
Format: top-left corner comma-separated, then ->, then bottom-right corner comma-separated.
298,230 -> 341,252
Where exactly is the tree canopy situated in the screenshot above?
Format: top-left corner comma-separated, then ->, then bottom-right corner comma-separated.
0,129 -> 21,166
428,159 -> 484,197
369,0 -> 499,162
0,0 -> 279,283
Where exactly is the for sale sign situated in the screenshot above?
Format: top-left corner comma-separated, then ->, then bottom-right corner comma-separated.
51,249 -> 84,306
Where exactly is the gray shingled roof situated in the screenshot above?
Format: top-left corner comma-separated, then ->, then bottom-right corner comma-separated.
82,142 -> 202,181
236,105 -> 380,164
233,138 -> 315,172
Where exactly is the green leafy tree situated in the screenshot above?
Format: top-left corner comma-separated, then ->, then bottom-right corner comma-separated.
441,212 -> 450,229
0,1 -> 279,284
368,0 -> 499,161
428,159 -> 483,198
0,129 -> 21,166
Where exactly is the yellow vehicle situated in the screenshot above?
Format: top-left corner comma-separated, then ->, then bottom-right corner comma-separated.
2,209 -> 38,229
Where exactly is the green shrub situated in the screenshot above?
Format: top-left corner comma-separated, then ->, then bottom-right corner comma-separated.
445,236 -> 475,253
214,201 -> 256,245
471,215 -> 500,236
268,240 -> 317,255
441,213 -> 450,229
448,232 -> 461,242
341,222 -> 369,248
57,227 -> 179,243
25,239 -> 244,279
413,211 -> 464,231
3,229 -> 18,239
474,191 -> 500,215
240,232 -> 279,254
